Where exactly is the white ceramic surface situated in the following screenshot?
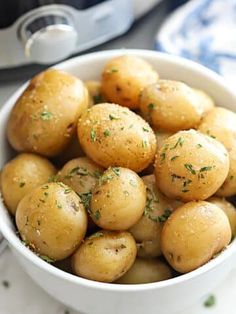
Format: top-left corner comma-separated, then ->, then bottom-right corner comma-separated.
0,49 -> 236,314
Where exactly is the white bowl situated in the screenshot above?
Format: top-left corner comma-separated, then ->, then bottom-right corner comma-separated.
0,49 -> 236,314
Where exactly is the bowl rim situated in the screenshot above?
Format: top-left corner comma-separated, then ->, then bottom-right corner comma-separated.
0,48 -> 236,292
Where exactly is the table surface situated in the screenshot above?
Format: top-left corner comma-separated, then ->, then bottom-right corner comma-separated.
0,1 -> 235,313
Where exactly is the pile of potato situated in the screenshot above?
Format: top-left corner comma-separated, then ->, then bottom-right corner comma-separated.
1,55 -> 236,284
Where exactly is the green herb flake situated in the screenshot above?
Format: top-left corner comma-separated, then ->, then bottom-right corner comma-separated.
200,166 -> 212,172
42,185 -> 49,190
64,188 -> 72,194
142,127 -> 149,132
103,129 -> 111,137
230,175 -> 234,180
158,209 -> 172,223
160,144 -> 169,161
19,182 -> 25,188
206,130 -> 216,139
111,167 -> 120,176
148,103 -> 156,110
204,295 -> 216,308
40,255 -> 55,263
142,140 -> 148,148
170,155 -> 179,162
90,231 -> 104,239
48,175 -> 58,183
170,137 -> 184,150
40,111 -> 53,121
171,174 -> 182,182
70,167 -> 88,176
184,163 -> 196,175
196,143 -> 203,148
44,192 -> 49,197
109,114 -> 120,120
94,210 -> 101,220
90,129 -> 96,142
56,201 -> 62,209
182,189 -> 190,193
2,280 -> 10,289
78,192 -> 92,211
108,68 -> 119,73
92,170 -> 102,179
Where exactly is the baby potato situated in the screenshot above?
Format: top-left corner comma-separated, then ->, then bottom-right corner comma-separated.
140,80 -> 202,131
101,55 -> 158,109
58,157 -> 104,196
90,167 -> 146,230
16,182 -> 87,261
1,153 -> 56,215
130,175 -> 173,257
77,103 -> 157,172
198,107 -> 236,150
161,201 -> 231,273
72,230 -> 137,283
208,197 -> 236,236
116,258 -> 172,284
155,130 -> 229,201
85,80 -> 104,106
193,88 -> 215,116
216,146 -> 236,197
7,69 -> 89,157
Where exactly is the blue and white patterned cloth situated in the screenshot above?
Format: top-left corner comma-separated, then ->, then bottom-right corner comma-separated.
156,0 -> 236,85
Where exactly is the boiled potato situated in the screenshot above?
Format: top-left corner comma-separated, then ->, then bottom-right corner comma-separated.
16,182 -> 87,261
198,107 -> 236,150
77,103 -> 157,172
58,157 -> 103,196
216,146 -> 236,197
101,55 -> 158,109
90,167 -> 146,230
116,258 -> 172,284
209,197 -> 236,236
155,130 -> 229,201
130,175 -> 173,257
72,230 -> 137,282
194,88 -> 214,116
7,69 -> 89,157
85,80 -> 104,106
140,80 -> 202,131
1,153 -> 56,215
161,201 -> 231,273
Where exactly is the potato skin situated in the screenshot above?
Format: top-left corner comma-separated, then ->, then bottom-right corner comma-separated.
198,107 -> 236,150
16,182 -> 87,261
1,153 -> 56,215
101,55 -> 158,109
216,146 -> 236,197
7,69 -> 89,157
90,167 -> 146,230
155,130 -> 229,201
58,157 -> 103,195
72,230 -> 137,282
116,258 -> 172,284
193,88 -> 215,116
208,197 -> 236,236
77,103 -> 157,172
130,175 -> 173,257
140,80 -> 202,131
161,201 -> 231,273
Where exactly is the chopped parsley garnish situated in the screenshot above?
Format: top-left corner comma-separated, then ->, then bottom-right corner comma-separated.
92,170 -> 102,179
99,174 -> 114,185
111,167 -> 120,176
204,295 -> 216,308
64,188 -> 72,194
183,179 -> 192,187
108,68 -> 119,73
196,143 -> 203,148
90,129 -> 96,142
200,166 -> 212,172
44,192 -> 49,197
48,175 -> 58,183
148,103 -> 156,110
142,127 -> 149,132
90,231 -> 104,238
182,189 -> 190,193
70,167 -> 88,176
40,111 -> 53,121
40,255 -> 55,263
56,201 -> 62,209
170,137 -> 184,150
171,174 -> 182,182
160,144 -> 169,161
157,209 -> 172,223
103,129 -> 111,137
78,192 -> 92,210
142,140 -> 148,148
42,185 -> 49,190
170,155 -> 179,161
19,182 -> 25,188
230,175 -> 234,180
184,163 -> 196,175
94,210 -> 101,220
109,114 -> 120,120
206,130 -> 216,139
